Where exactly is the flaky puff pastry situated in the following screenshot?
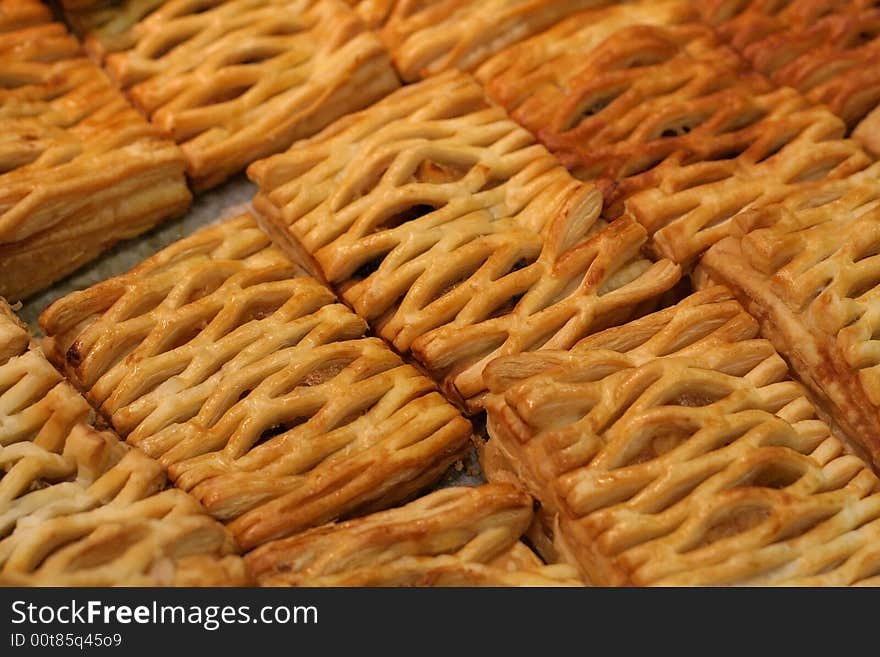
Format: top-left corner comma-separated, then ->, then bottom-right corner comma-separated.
699,163 -> 880,469
0,299 -> 27,366
477,0 -> 872,267
380,0 -> 615,82
39,214 -> 471,549
0,302 -> 245,586
484,286 -> 880,586
0,0 -> 191,302
250,72 -> 680,409
246,484 -> 582,586
64,0 -> 400,190
700,1 -> 880,140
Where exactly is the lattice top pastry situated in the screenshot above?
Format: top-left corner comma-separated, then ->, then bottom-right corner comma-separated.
700,163 -> 880,468
477,0 -> 872,266
701,0 -> 880,133
379,0 -> 615,82
246,484 -> 582,586
484,286 -> 880,586
250,72 -> 680,409
40,213 -> 472,549
0,302 -> 245,586
66,0 -> 400,190
0,0 -> 191,300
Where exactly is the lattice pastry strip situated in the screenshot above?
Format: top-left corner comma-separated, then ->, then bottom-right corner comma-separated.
379,0 -> 616,82
484,286 -> 880,586
344,0 -> 396,27
0,0 -> 191,301
245,483 -> 583,586
40,213 -> 472,549
699,163 -> 880,468
700,1 -> 880,132
250,71 -> 681,409
65,0 -> 401,190
476,0 -> 872,266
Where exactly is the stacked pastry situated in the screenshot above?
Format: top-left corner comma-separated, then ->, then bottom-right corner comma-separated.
3,0 -> 880,587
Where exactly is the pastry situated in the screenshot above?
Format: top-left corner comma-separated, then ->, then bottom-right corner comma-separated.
250,72 -> 681,409
699,163 -> 880,468
0,300 -> 245,586
854,105 -> 880,158
0,299 -> 28,366
39,214 -> 472,549
0,0 -> 191,301
484,286 -> 880,586
345,0 -> 396,27
380,0 -> 615,82
245,483 -> 582,586
700,0 -> 880,142
65,0 -> 400,190
477,0 -> 872,266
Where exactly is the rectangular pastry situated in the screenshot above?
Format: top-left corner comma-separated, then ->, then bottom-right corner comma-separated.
476,0 -> 872,266
39,214 -> 472,550
250,72 -> 681,409
700,0 -> 880,147
0,299 -> 246,586
65,0 -> 400,190
0,0 -> 191,301
484,286 -> 880,586
380,0 -> 615,82
699,163 -> 880,468
245,483 -> 582,586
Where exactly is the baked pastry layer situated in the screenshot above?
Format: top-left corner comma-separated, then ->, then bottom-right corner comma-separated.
700,0 -> 880,151
699,163 -> 880,468
484,286 -> 880,586
380,0 -> 616,82
39,214 -> 472,549
65,0 -> 400,190
0,0 -> 191,301
246,483 -> 582,586
0,299 -> 245,586
250,72 -> 680,409
477,0 -> 872,266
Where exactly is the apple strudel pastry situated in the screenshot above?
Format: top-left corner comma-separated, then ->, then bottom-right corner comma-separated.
39,214 -> 472,549
484,286 -> 880,586
64,0 -> 400,191
0,0 -> 191,302
250,72 -> 681,409
700,0 -> 880,139
245,483 -> 582,586
699,164 -> 880,468
0,300 -> 246,586
379,0 -> 616,82
476,0 -> 872,266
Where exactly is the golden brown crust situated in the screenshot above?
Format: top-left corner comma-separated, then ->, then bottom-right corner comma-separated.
0,316 -> 245,586
0,298 -> 28,366
699,164 -> 880,468
67,0 -> 400,190
380,0 -> 616,82
854,105 -> 880,159
0,0 -> 191,301
250,72 -> 680,409
477,0 -> 872,267
702,1 -> 880,130
39,213 -> 472,549
484,286 -> 880,586
246,484 -> 582,586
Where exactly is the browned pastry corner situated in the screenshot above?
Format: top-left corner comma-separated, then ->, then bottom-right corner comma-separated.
0,299 -> 28,366
380,0 -> 617,82
477,0 -> 872,267
39,213 -> 472,550
0,301 -> 246,586
0,0 -> 191,302
249,71 -> 681,410
484,285 -> 880,586
64,0 -> 400,190
699,163 -> 880,469
700,0 -> 880,141
246,484 -> 582,586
